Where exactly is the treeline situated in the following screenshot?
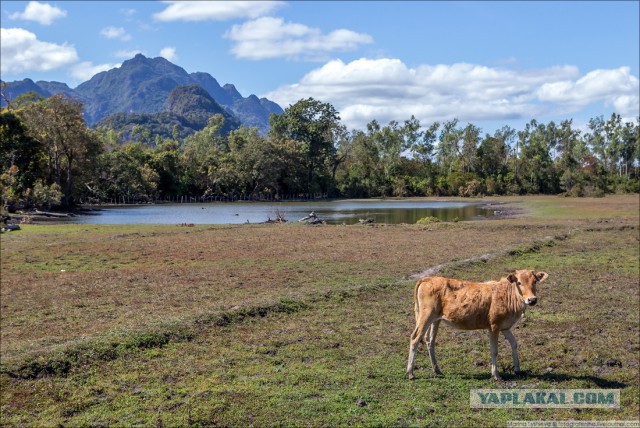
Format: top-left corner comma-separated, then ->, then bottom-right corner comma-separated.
1,93 -> 638,211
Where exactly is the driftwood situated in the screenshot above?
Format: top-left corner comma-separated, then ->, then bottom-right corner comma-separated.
264,211 -> 287,224
306,218 -> 325,225
34,210 -> 75,218
298,211 -> 326,225
264,217 -> 287,224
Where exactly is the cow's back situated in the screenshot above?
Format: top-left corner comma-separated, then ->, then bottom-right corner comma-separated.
416,277 -> 496,330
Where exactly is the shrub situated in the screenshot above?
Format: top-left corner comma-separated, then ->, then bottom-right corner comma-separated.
416,216 -> 440,224
459,179 -> 484,197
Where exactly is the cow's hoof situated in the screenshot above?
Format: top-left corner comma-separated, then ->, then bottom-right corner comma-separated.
408,373 -> 416,381
434,369 -> 444,376
514,370 -> 524,377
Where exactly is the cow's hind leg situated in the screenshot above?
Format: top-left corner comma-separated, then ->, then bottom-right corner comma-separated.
502,329 -> 521,374
427,319 -> 443,375
407,309 -> 437,380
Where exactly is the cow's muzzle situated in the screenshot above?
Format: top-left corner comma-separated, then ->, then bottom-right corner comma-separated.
525,297 -> 538,306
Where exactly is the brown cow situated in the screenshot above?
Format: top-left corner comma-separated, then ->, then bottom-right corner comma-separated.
406,270 -> 549,380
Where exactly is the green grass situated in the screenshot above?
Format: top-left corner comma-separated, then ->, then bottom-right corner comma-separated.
4,227 -> 637,426
514,194 -> 640,219
1,195 -> 638,426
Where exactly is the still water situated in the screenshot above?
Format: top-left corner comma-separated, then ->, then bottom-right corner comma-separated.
73,200 -> 493,225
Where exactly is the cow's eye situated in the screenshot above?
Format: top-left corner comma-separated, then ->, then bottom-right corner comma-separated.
517,281 -> 522,286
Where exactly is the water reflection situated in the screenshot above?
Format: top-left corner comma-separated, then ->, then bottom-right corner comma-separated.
74,200 -> 492,225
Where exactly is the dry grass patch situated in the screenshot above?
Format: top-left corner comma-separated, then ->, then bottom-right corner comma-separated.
494,194 -> 639,219
1,219 -> 579,360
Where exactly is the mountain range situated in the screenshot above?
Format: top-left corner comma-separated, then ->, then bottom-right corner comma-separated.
1,54 -> 283,136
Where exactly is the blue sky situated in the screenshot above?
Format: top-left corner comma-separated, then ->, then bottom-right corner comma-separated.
1,1 -> 638,133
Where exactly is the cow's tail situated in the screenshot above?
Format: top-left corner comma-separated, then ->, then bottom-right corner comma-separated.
413,279 -> 422,324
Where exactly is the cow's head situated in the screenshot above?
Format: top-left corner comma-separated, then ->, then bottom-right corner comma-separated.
507,270 -> 549,306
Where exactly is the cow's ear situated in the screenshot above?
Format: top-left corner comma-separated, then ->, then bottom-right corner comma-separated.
535,271 -> 549,282
507,273 -> 517,283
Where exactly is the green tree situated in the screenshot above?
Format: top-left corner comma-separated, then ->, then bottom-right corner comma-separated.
411,121 -> 439,165
555,119 -> 585,195
477,134 -> 506,177
0,111 -> 47,209
269,98 -> 341,194
516,120 -> 559,194
216,127 -> 297,198
335,129 -> 382,198
586,114 -> 639,192
367,116 -> 424,196
584,116 -> 609,192
17,95 -> 101,208
9,91 -> 46,109
604,113 -> 623,178
151,139 -> 184,199
460,123 -> 481,174
437,119 -> 462,178
409,121 -> 439,195
335,116 -> 428,197
93,143 -> 158,202
181,114 -> 227,197
619,120 -> 639,182
367,119 -> 403,195
30,180 -> 63,209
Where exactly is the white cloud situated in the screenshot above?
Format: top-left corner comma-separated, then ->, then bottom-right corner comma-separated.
153,1 -> 283,21
8,1 -> 66,25
159,47 -> 177,62
0,27 -> 78,74
0,27 -> 121,83
536,67 -> 639,114
100,26 -> 131,41
119,8 -> 136,19
115,49 -> 146,59
264,58 -> 639,130
71,61 -> 120,81
614,95 -> 640,119
225,17 -> 373,61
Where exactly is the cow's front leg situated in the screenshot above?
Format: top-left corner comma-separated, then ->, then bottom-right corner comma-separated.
502,329 -> 521,374
488,329 -> 501,380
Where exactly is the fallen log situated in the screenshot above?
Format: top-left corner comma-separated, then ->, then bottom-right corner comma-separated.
263,217 -> 287,224
298,211 -> 325,224
264,211 -> 287,224
34,210 -> 73,218
359,218 -> 375,224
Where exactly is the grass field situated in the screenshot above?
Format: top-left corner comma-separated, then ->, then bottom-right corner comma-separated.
1,195 -> 638,426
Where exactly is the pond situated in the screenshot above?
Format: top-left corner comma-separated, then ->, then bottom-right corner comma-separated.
72,200 -> 494,225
